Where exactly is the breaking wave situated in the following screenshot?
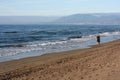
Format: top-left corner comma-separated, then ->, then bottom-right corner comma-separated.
0,31 -> 120,58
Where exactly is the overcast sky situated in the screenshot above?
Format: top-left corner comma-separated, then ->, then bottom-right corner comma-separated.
0,0 -> 120,16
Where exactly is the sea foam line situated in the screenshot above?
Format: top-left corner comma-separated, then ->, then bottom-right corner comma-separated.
0,31 -> 120,58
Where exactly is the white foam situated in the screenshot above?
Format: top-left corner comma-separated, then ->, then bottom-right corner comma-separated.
0,41 -> 68,57
70,37 -> 91,42
69,31 -> 120,42
70,34 -> 96,42
0,31 -> 120,58
26,41 -> 67,47
0,47 -> 43,57
99,31 -> 120,37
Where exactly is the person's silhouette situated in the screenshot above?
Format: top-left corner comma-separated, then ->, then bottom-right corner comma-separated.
97,35 -> 100,45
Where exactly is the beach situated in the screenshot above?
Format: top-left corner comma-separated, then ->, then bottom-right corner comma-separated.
0,40 -> 120,80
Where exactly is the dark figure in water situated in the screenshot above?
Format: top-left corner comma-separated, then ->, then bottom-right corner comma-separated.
97,35 -> 100,45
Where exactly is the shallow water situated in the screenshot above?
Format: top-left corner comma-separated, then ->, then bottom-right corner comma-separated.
0,25 -> 120,62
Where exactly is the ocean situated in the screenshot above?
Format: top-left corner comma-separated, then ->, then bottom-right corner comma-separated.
0,25 -> 120,62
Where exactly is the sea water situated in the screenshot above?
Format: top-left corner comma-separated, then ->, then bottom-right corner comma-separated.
0,25 -> 120,62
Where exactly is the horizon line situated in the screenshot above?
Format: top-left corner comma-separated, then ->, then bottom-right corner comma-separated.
0,12 -> 120,17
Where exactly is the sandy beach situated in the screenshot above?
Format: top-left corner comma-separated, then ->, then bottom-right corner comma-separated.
0,40 -> 120,80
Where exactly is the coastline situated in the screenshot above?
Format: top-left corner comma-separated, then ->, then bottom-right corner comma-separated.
1,25 -> 120,62
0,39 -> 120,80
0,34 -> 119,63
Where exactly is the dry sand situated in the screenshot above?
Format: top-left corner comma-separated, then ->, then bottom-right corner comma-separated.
0,40 -> 120,80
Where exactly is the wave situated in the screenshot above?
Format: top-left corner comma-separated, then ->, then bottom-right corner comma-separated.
100,31 -> 120,37
26,41 -> 67,47
68,36 -> 82,39
69,31 -> 120,41
30,30 -> 81,35
0,31 -> 120,58
0,41 -> 67,57
0,44 -> 26,48
3,31 -> 20,34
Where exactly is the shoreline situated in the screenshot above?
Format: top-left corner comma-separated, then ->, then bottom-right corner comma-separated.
0,35 -> 118,63
0,39 -> 120,80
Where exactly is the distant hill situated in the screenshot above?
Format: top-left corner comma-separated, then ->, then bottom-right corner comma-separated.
1,13 -> 120,25
54,13 -> 120,25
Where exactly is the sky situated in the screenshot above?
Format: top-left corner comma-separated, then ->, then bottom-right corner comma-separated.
0,0 -> 120,16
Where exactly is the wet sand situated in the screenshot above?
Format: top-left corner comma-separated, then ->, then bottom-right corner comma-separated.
0,40 -> 120,80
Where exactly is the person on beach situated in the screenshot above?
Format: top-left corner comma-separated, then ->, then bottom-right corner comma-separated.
97,35 -> 101,45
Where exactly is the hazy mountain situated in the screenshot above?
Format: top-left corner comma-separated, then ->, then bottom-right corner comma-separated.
54,13 -> 120,25
1,13 -> 120,25
0,16 -> 59,25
